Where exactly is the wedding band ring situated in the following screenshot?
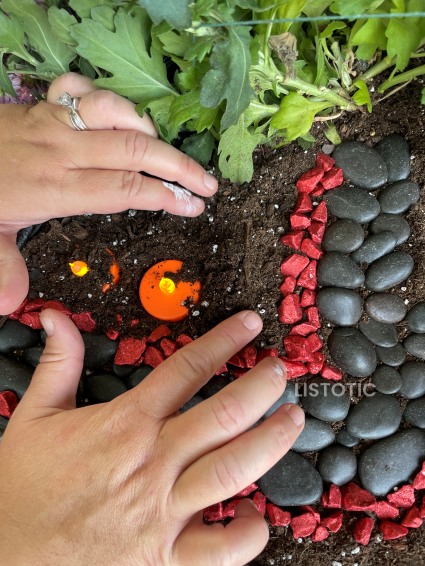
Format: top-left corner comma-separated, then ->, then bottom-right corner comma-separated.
57,92 -> 90,131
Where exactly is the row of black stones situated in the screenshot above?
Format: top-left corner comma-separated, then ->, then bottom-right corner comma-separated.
258,135 -> 425,506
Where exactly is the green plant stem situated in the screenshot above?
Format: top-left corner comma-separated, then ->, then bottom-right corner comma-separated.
379,64 -> 425,92
356,55 -> 395,83
283,77 -> 356,110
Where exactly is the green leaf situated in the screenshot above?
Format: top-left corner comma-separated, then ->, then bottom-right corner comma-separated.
1,0 -> 75,75
353,79 -> 372,112
91,6 -> 115,31
70,11 -> 176,104
48,7 -> 78,46
421,87 -> 425,105
386,19 -> 422,71
156,29 -> 192,58
0,53 -> 15,96
298,132 -> 316,150
138,0 -> 191,30
0,11 -> 38,65
303,0 -> 333,17
143,95 -> 180,142
68,0 -> 114,19
181,131 -> 215,167
200,26 -> 253,131
350,18 -> 387,61
330,0 -> 385,15
218,115 -> 265,183
324,122 -> 341,145
169,91 -> 218,133
319,21 -> 346,39
271,92 -> 332,141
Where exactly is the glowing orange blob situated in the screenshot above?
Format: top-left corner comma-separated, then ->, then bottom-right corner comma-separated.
102,248 -> 121,293
139,260 -> 201,322
69,261 -> 90,277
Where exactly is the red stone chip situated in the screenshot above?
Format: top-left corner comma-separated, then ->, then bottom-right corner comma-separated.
256,348 -> 279,364
9,298 -> 28,319
236,483 -> 258,497
284,336 -> 314,362
300,289 -> 316,307
310,185 -> 325,197
420,497 -> 425,518
321,364 -> 343,381
308,221 -> 326,244
114,337 -> 147,366
253,492 -> 267,516
289,322 -> 318,337
160,338 -> 178,357
413,461 -> 425,489
290,213 -> 311,230
0,390 -> 19,418
223,499 -> 243,519
300,238 -> 323,260
316,152 -> 335,172
307,351 -> 325,374
294,193 -> 314,214
23,298 -> 45,312
310,201 -> 328,223
380,520 -> 408,540
204,502 -> 224,522
312,525 -> 329,542
228,352 -> 244,368
176,334 -> 193,348
241,345 -> 257,368
290,512 -> 317,538
306,333 -> 323,352
147,325 -> 172,343
354,517 -> 374,546
299,505 -> 320,523
41,300 -> 72,316
278,294 -> 303,325
280,276 -> 297,296
373,500 -> 399,520
280,231 -> 305,250
267,503 -> 291,526
296,166 -> 325,194
401,505 -> 423,528
297,260 -> 317,290
19,312 -> 43,330
280,254 -> 310,278
341,482 -> 376,511
106,328 -> 119,340
71,312 -> 96,333
143,346 -> 165,368
387,485 -> 415,508
280,358 -> 308,379
320,511 -> 343,533
321,167 -> 344,190
321,484 -> 342,509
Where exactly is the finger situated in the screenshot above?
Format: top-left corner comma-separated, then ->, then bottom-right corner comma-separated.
0,233 -> 29,315
123,311 -> 263,419
48,73 -> 157,137
173,500 -> 269,566
15,310 -> 84,417
173,403 -> 304,512
165,357 -> 286,467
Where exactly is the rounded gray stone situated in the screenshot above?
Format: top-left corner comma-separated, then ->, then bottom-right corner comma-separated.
351,231 -> 397,265
378,180 -> 420,214
403,397 -> 425,428
0,415 -> 8,438
359,318 -> 398,347
264,382 -> 298,418
322,219 -> 364,253
346,392 -> 402,440
87,373 -> 127,402
328,327 -> 377,378
359,428 -> 425,496
317,287 -> 362,326
0,319 -> 40,354
332,141 -> 388,189
181,394 -> 204,413
365,293 -> 407,324
201,374 -> 232,399
300,377 -> 350,422
375,134 -> 411,182
404,334 -> 425,360
365,252 -> 414,292
317,252 -> 365,289
406,302 -> 425,333
399,361 -> 425,399
113,364 -> 134,379
0,356 -> 33,398
336,428 -> 360,448
371,365 -> 402,394
317,445 -> 357,485
370,214 -> 411,245
291,417 -> 335,453
83,334 -> 118,368
376,343 -> 406,367
324,187 -> 381,223
258,450 -> 323,506
23,346 -> 43,367
127,365 -> 153,389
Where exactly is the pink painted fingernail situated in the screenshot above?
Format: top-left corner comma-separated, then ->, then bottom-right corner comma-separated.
284,404 -> 305,426
204,172 -> 218,191
241,311 -> 262,331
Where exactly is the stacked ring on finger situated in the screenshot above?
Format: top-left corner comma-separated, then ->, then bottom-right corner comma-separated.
57,92 -> 90,131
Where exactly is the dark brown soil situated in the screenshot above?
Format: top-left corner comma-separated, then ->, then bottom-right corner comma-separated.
22,76 -> 425,564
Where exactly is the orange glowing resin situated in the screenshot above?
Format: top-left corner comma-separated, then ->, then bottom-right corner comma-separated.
69,261 -> 90,277
139,260 -> 201,322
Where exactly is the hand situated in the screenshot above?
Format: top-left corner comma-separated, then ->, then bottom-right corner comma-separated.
0,309 -> 304,566
0,73 -> 218,314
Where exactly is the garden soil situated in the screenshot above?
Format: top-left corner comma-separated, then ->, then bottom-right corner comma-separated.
23,78 -> 425,564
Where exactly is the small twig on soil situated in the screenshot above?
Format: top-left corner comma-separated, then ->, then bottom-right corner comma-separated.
374,80 -> 413,105
314,111 -> 343,122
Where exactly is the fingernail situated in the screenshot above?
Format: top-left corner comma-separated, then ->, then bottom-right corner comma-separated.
204,172 -> 218,191
272,359 -> 286,380
40,312 -> 55,337
283,404 -> 304,427
241,311 -> 262,331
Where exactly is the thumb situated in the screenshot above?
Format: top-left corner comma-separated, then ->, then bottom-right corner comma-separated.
16,309 -> 84,417
0,233 -> 29,315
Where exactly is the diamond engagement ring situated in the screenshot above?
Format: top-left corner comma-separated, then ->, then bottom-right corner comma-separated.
57,92 -> 90,131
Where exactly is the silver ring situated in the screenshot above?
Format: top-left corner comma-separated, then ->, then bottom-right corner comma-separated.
57,92 -> 90,131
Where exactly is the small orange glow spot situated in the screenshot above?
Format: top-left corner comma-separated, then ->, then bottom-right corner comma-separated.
102,248 -> 121,293
139,260 -> 201,322
69,261 -> 90,277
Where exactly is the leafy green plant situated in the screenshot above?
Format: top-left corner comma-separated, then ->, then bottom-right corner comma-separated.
1,0 -> 424,182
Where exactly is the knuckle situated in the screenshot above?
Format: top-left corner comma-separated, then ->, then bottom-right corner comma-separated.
121,170 -> 145,201
124,130 -> 148,163
90,89 -> 117,112
211,391 -> 244,435
176,347 -> 217,381
212,451 -> 243,495
272,421 -> 294,454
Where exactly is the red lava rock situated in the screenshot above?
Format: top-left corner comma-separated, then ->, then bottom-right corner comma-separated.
280,276 -> 297,296
297,260 -> 317,290
280,230 -> 305,250
280,254 -> 310,278
289,322 -> 319,336
223,499 -> 243,518
256,348 -> 279,364
321,166 -> 344,190
373,500 -> 399,520
23,298 -> 45,312
41,300 -> 72,316
215,364 -> 228,376
306,333 -> 323,352
296,166 -> 325,194
71,312 -> 96,333
310,201 -> 328,223
114,337 -> 147,366
307,351 -> 325,374
321,484 -> 342,509
321,364 -> 343,381
354,517 -> 375,546
241,345 -> 257,368
115,313 -> 123,325
280,358 -> 308,379
0,390 -> 19,418
267,503 -> 291,526
401,505 -> 423,528
290,512 -> 317,538
290,213 -> 311,230
413,461 -> 425,489
19,312 -> 43,330
148,325 -> 172,343
144,346 -> 165,368
294,194 -> 313,214
308,221 -> 326,244
130,319 -> 140,328
306,307 -> 320,326
284,336 -> 314,362
253,492 -> 266,516
316,152 -> 335,172
300,289 -> 316,307
312,525 -> 329,542
278,294 -> 303,325
228,352 -> 245,368
106,328 -> 119,340
300,238 -> 323,260
9,298 -> 28,319
299,505 -> 321,523
387,485 -> 415,508
320,511 -> 343,533
380,520 -> 408,540
310,185 -> 325,197
420,497 -> 425,518
204,502 -> 224,522
341,482 -> 376,511
160,338 -> 178,357
176,334 -> 193,348
236,483 -> 258,497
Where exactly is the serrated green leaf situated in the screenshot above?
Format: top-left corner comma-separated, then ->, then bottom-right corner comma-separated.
2,0 -> 75,75
143,95 -> 180,142
271,92 -> 332,140
421,87 -> 425,105
303,0 -> 333,16
218,114 -> 265,183
0,12 -> 39,65
48,7 -> 78,46
330,0 -> 385,15
169,91 -> 218,133
320,21 -> 346,39
324,122 -> 341,145
184,35 -> 216,63
138,0 -> 191,30
201,26 -> 253,131
350,18 -> 387,61
71,11 -> 176,103
181,131 -> 215,167
386,19 -> 422,71
156,29 -> 192,57
0,53 -> 15,96
298,132 -> 316,150
353,79 -> 372,112
91,6 -> 115,31
68,0 -> 114,19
